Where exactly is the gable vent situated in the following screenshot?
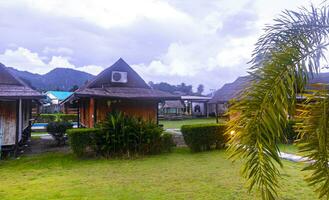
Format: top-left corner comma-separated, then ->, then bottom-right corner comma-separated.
111,71 -> 128,83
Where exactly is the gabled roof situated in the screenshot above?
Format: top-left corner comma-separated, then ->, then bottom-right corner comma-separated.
73,58 -> 179,100
162,100 -> 184,109
46,91 -> 73,101
0,63 -> 43,99
209,76 -> 251,104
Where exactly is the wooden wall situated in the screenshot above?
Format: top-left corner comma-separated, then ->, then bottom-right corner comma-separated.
79,98 -> 157,128
0,100 -> 33,146
0,101 -> 16,145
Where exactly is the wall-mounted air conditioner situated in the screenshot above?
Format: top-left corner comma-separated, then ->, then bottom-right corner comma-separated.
111,71 -> 127,83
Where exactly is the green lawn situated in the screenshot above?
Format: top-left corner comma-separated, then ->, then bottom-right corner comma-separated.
159,118 -> 222,129
278,144 -> 300,155
0,148 -> 316,200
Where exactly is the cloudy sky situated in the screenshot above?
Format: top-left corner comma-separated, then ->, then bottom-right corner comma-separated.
0,0 -> 324,93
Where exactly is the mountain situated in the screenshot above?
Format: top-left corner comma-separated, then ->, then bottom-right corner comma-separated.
210,73 -> 329,103
7,67 -> 95,91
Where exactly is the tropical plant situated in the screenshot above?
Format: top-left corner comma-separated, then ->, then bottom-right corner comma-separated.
226,4 -> 329,200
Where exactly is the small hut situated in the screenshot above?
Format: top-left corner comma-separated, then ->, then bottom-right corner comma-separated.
65,58 -> 179,128
159,100 -> 184,120
0,63 -> 43,154
208,76 -> 251,117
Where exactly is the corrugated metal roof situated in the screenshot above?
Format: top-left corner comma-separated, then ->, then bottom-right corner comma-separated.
46,91 -> 73,101
0,63 -> 43,99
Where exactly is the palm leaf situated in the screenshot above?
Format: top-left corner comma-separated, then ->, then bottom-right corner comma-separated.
227,5 -> 329,199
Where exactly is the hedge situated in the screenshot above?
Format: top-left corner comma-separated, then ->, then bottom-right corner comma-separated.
67,112 -> 175,157
36,114 -> 77,123
67,128 -> 101,157
181,123 -> 227,152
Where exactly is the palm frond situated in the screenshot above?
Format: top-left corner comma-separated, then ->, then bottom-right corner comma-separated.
296,84 -> 329,199
227,5 -> 329,199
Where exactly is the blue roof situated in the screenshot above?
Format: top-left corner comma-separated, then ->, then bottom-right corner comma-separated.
46,91 -> 73,101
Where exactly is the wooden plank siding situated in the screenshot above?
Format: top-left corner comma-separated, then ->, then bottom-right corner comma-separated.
0,101 -> 17,145
79,98 -> 158,128
0,100 -> 33,146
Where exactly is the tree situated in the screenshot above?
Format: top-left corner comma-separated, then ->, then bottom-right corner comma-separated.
227,5 -> 329,200
197,84 -> 204,95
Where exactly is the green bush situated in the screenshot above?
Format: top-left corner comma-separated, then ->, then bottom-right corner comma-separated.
67,112 -> 174,158
47,122 -> 73,145
56,114 -> 77,122
67,128 -> 100,157
37,114 -> 57,123
160,133 -> 175,152
36,114 -> 77,123
95,112 -> 165,157
181,123 -> 227,152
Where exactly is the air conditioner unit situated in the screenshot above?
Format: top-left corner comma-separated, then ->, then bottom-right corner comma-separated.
111,71 -> 128,83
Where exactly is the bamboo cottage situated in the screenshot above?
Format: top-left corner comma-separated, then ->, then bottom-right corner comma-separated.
64,58 -> 179,128
0,63 -> 43,154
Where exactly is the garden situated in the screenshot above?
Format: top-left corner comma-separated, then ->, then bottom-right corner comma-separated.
0,109 -> 306,200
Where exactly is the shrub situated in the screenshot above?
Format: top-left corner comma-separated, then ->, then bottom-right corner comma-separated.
67,128 -> 100,157
37,114 -> 57,123
160,133 -> 175,152
67,112 -> 173,158
47,122 -> 73,145
56,114 -> 77,122
181,123 -> 227,152
36,114 -> 77,123
95,112 -> 165,157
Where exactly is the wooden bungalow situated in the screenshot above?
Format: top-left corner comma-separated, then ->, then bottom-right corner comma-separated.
65,58 -> 179,128
208,76 -> 251,115
159,100 -> 184,120
0,63 -> 43,154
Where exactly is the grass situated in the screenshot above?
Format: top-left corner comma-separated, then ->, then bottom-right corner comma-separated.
159,118 -> 223,129
0,148 -> 316,200
278,144 -> 300,155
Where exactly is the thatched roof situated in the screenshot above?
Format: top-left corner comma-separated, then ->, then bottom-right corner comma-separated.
162,100 -> 184,109
209,76 -> 251,104
73,58 -> 179,100
0,63 -> 43,99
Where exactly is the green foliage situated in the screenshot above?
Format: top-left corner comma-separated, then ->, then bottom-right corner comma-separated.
37,114 -> 57,123
47,122 -> 73,145
283,120 -> 298,144
67,112 -> 174,157
181,123 -> 227,152
67,128 -> 100,157
95,112 -> 165,157
295,85 -> 329,199
37,114 -> 77,123
160,133 -> 176,152
226,4 -> 329,200
47,122 -> 73,133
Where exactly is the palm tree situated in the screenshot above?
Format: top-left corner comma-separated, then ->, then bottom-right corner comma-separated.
227,4 -> 329,200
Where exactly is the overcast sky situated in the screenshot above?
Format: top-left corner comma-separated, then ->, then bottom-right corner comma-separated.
0,0 -> 324,93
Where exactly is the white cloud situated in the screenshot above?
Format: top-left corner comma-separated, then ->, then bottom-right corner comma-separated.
0,0 -> 327,92
0,47 -> 48,74
43,47 -> 74,55
77,65 -> 104,75
2,0 -> 192,29
0,47 -> 104,75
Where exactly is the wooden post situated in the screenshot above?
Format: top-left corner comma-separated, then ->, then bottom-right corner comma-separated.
216,103 -> 219,124
77,100 -> 80,128
156,101 -> 159,125
15,99 -> 22,156
89,98 -> 95,128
